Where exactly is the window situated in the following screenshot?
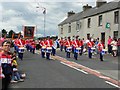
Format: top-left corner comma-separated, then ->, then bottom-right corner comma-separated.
76,21 -> 81,32
113,31 -> 118,39
61,28 -> 63,34
87,33 -> 90,39
68,23 -> 71,33
98,15 -> 102,26
88,18 -> 91,28
114,11 -> 119,24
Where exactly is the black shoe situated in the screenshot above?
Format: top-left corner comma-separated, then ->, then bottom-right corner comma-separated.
100,59 -> 103,61
75,58 -> 77,60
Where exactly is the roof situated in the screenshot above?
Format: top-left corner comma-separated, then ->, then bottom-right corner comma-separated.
58,1 -> 120,26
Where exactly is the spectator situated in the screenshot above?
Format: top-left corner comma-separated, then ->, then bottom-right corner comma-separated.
117,38 -> 120,56
107,36 -> 112,54
0,40 -> 13,90
111,38 -> 117,57
11,51 -> 24,83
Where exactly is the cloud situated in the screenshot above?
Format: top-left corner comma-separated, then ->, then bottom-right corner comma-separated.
0,0 -> 115,37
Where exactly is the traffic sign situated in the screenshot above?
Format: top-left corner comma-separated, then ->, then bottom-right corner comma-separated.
106,23 -> 110,29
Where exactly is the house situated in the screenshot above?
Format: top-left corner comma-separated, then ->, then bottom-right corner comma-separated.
58,0 -> 120,47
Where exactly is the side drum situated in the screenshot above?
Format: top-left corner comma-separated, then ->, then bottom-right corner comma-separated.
66,47 -> 72,52
46,47 -> 52,53
18,47 -> 25,53
75,47 -> 81,53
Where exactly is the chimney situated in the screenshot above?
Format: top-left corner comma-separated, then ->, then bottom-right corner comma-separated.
67,11 -> 75,17
83,4 -> 92,11
96,0 -> 107,7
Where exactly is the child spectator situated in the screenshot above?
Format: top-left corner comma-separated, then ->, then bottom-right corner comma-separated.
11,51 -> 24,83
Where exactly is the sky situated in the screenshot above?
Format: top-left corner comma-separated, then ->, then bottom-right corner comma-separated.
0,0 -> 116,37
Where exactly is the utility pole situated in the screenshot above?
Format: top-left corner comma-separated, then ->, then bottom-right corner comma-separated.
43,8 -> 46,37
36,3 -> 46,37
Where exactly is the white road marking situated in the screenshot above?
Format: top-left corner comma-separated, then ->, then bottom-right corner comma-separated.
105,81 -> 120,88
60,62 -> 88,74
71,61 -> 101,74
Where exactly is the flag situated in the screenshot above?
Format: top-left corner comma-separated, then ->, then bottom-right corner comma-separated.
43,8 -> 46,14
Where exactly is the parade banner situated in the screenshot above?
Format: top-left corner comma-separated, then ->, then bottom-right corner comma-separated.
23,25 -> 36,38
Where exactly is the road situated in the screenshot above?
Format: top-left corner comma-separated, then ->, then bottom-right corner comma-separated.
9,50 -> 119,88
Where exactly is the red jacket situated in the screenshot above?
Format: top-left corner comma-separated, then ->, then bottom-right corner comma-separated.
45,39 -> 53,47
87,41 -> 94,48
72,40 -> 79,48
25,39 -> 29,45
79,40 -> 83,47
40,40 -> 46,47
98,43 -> 104,51
59,39 -> 64,46
31,41 -> 36,48
16,39 -> 25,47
65,40 -> 72,47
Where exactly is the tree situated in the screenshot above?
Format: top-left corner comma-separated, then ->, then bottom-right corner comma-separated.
2,29 -> 7,37
8,30 -> 15,38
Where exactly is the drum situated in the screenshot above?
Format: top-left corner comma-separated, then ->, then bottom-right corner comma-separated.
91,47 -> 95,53
46,47 -> 52,53
66,47 -> 72,52
75,47 -> 81,53
18,47 -> 25,53
101,49 -> 107,55
41,46 -> 46,52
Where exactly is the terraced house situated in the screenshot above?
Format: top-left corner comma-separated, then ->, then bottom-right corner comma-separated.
58,0 -> 120,48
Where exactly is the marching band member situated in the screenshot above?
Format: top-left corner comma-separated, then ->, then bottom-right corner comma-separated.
65,37 -> 72,58
87,38 -> 94,59
31,40 -> 36,54
17,37 -> 25,60
36,39 -> 40,50
73,36 -> 79,60
63,37 -> 67,52
97,40 -> 104,61
52,39 -> 58,56
25,39 -> 29,51
28,39 -> 32,52
40,39 -> 46,58
79,38 -> 84,56
71,36 -> 75,54
14,38 -> 19,52
45,36 -> 53,60
59,37 -> 64,51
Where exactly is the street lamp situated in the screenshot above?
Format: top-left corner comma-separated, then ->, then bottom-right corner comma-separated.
36,6 -> 46,37
43,8 -> 46,37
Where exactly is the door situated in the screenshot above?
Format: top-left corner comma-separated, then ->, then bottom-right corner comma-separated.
101,32 -> 105,45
